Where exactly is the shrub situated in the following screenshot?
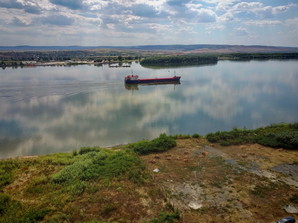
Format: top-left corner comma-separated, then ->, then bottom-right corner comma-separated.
130,134 -> 176,155
257,131 -> 298,149
192,133 -> 200,138
52,149 -> 145,185
172,134 -> 191,139
206,123 -> 298,150
52,158 -> 94,183
72,150 -> 78,156
78,146 -> 101,155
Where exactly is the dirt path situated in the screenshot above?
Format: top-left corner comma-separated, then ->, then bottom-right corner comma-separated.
203,145 -> 298,187
142,138 -> 298,223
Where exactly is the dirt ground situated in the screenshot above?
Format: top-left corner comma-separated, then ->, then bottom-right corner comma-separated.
141,138 -> 298,223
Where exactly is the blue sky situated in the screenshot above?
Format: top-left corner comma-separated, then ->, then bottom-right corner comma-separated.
0,0 -> 297,46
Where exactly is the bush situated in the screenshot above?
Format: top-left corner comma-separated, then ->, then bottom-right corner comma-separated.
52,149 -> 145,185
172,134 -> 191,139
52,159 -> 93,183
78,146 -> 101,155
192,133 -> 200,138
257,131 -> 298,149
130,134 -> 176,155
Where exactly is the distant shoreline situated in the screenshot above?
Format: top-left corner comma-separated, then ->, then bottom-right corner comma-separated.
1,52 -> 298,69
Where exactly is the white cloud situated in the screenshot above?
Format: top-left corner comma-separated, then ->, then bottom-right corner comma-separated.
218,12 -> 235,22
286,17 -> 298,27
230,2 -> 296,19
245,20 -> 282,27
234,26 -> 249,36
195,8 -> 217,23
206,23 -> 225,32
0,0 -> 297,46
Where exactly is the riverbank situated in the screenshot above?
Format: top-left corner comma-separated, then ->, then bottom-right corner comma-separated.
0,60 -> 135,69
0,125 -> 297,222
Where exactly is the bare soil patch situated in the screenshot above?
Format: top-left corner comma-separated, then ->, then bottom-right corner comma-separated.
141,138 -> 298,223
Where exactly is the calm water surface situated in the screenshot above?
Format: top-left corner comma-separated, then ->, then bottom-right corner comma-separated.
0,60 -> 298,158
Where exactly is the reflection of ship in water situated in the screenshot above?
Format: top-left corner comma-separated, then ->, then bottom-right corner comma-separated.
125,81 -> 181,90
109,63 -> 131,68
124,75 -> 181,84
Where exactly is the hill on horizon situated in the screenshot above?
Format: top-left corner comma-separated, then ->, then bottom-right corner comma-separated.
1,44 -> 298,53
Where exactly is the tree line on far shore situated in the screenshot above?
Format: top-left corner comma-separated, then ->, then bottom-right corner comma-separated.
140,53 -> 298,66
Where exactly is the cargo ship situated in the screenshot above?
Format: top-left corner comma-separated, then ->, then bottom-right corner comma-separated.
124,75 -> 181,84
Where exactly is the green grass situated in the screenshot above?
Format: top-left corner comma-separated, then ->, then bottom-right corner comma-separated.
206,123 -> 298,149
0,144 -> 156,222
0,160 -> 20,190
0,192 -> 50,223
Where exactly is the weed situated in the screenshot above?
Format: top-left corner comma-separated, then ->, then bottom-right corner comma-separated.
25,174 -> 50,194
250,184 -> 267,198
100,204 -> 118,215
250,182 -> 279,198
21,208 -> 50,223
212,182 -> 223,188
45,213 -> 69,223
38,153 -> 76,166
0,193 -> 10,214
0,192 -> 49,223
68,180 -> 87,196
289,194 -> 298,204
151,211 -> 180,223
0,160 -> 19,190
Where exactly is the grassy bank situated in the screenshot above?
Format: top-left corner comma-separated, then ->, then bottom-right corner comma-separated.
0,124 -> 297,222
0,134 -> 179,223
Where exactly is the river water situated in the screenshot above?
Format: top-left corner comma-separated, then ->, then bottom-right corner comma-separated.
0,60 -> 297,158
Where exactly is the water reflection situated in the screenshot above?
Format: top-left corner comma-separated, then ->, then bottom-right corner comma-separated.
140,60 -> 218,69
0,61 -> 297,158
125,81 -> 181,90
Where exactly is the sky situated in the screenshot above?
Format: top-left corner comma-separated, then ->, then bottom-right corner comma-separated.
0,0 -> 297,47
